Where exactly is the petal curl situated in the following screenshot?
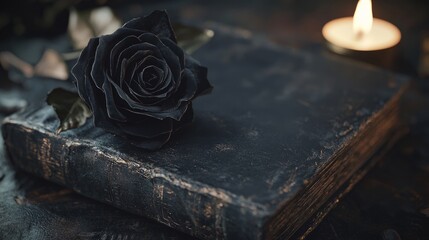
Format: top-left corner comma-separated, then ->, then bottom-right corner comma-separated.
123,10 -> 177,43
184,55 -> 213,97
117,115 -> 173,138
72,37 -> 99,105
91,28 -> 144,89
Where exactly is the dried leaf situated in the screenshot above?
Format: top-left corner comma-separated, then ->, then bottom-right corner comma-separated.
0,51 -> 34,78
67,7 -> 214,60
34,49 -> 68,80
46,88 -> 92,134
68,7 -> 122,50
174,23 -> 214,54
68,8 -> 95,50
0,50 -> 68,81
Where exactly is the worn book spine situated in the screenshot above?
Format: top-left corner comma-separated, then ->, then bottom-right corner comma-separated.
2,111 -> 267,240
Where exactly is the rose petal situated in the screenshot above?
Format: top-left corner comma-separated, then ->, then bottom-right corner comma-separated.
115,42 -> 162,79
116,66 -> 196,121
121,52 -> 161,87
117,115 -> 174,138
138,33 -> 182,83
102,81 -> 127,122
109,35 -> 140,77
129,65 -> 164,97
118,53 -> 165,103
124,64 -> 203,120
161,37 -> 185,69
91,28 -> 144,90
123,10 -> 177,43
185,55 -> 213,97
127,55 -> 166,87
141,65 -> 164,91
123,55 -> 173,102
173,68 -> 198,102
84,50 -> 118,130
72,38 -> 117,130
127,106 -> 194,150
122,101 -> 189,121
106,74 -> 174,120
138,61 -> 175,98
72,38 -> 98,105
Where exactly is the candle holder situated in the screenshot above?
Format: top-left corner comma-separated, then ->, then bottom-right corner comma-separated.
325,39 -> 399,69
322,0 -> 401,69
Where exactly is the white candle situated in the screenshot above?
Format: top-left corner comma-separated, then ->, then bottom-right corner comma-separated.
322,0 -> 401,53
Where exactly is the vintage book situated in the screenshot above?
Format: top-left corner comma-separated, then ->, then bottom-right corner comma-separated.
2,25 -> 409,239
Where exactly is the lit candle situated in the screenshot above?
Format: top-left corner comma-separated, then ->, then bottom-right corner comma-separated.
322,0 -> 401,67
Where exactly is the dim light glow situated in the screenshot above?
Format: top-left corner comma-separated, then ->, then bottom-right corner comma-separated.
353,0 -> 373,37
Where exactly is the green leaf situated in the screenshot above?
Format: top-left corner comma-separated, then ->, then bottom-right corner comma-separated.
46,88 -> 92,134
173,23 -> 214,54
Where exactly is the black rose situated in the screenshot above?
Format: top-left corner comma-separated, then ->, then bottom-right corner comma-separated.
71,10 -> 212,150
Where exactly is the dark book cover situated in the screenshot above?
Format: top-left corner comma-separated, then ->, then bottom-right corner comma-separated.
2,25 -> 409,239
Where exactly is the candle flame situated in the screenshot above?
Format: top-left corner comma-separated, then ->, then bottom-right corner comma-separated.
353,0 -> 373,38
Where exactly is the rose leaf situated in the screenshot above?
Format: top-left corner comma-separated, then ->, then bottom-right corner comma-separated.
173,23 -> 214,54
46,88 -> 92,134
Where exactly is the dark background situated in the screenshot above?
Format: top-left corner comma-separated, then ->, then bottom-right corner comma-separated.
1,0 -> 429,239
